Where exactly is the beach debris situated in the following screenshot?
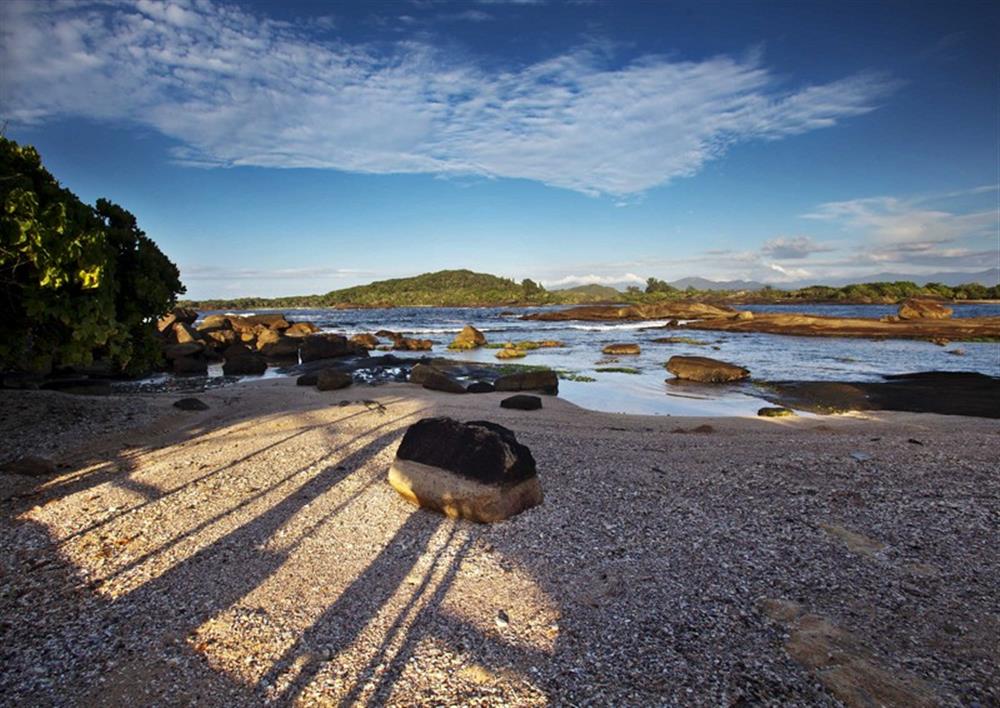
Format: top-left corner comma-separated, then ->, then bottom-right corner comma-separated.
388,417 -> 542,522
898,298 -> 953,320
448,325 -> 487,350
602,343 -> 640,355
494,369 -> 558,394
173,397 -> 209,411
316,370 -> 352,391
757,406 -> 795,418
665,355 -> 749,383
907,438 -> 924,445
500,394 -> 542,411
1,455 -> 57,476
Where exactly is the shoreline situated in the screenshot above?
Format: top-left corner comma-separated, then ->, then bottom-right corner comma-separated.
2,379 -> 998,704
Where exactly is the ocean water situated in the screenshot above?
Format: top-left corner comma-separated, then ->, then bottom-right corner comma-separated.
201,303 -> 1000,416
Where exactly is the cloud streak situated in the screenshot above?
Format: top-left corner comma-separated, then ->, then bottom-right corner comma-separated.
1,0 -> 896,196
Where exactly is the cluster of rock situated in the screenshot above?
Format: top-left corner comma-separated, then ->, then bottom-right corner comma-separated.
157,309 -> 368,376
409,362 -> 559,395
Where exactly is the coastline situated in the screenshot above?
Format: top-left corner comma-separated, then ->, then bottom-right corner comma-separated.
2,380 -> 998,704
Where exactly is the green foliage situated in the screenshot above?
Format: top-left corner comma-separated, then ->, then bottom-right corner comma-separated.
0,137 -> 183,374
645,277 -> 677,295
319,269 -> 552,307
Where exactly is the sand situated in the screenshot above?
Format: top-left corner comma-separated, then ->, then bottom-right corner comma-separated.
1,379 -> 998,706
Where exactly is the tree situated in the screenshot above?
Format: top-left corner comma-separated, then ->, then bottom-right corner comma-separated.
0,137 -> 184,374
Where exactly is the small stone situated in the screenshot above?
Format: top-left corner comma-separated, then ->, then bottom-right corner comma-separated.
495,609 -> 510,628
173,398 -> 209,411
500,395 -> 542,411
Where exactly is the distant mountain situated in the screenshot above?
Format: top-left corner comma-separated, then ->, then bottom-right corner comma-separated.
668,277 -> 768,291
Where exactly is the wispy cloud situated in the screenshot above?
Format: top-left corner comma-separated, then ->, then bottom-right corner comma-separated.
182,265 -> 373,281
0,0 -> 896,196
760,236 -> 833,259
539,272 -> 646,288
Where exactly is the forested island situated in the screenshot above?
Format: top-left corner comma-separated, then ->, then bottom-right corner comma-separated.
181,269 -> 1000,310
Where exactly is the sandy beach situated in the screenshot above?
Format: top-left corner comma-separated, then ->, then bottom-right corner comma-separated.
1,380 -> 997,706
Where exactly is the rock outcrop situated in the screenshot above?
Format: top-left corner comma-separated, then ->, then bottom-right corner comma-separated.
388,417 -> 543,522
898,299 -> 953,320
523,302 -> 734,322
665,356 -> 750,383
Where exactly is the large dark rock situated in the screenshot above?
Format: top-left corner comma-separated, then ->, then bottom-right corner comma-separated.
389,417 -> 542,522
301,333 -> 351,362
467,381 -> 495,394
421,370 -> 467,394
297,373 -> 319,386
665,356 -> 749,383
494,370 -> 559,394
259,336 -> 300,360
408,363 -> 438,385
317,370 -> 352,391
501,394 -> 542,410
173,356 -> 208,376
223,353 -> 267,376
164,342 -> 204,360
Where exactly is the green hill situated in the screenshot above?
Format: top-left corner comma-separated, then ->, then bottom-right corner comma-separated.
556,284 -> 624,301
321,269 -> 544,307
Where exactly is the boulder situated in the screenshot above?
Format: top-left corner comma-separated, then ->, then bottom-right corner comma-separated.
394,337 -> 433,351
156,307 -> 198,333
164,342 -> 204,360
255,328 -> 282,349
224,315 -> 256,334
495,348 -> 526,359
350,333 -> 380,350
223,343 -> 254,359
296,373 -> 319,386
501,394 -> 542,410
448,325 -> 487,350
223,352 -> 267,376
408,363 -> 439,385
301,334 -> 351,362
204,329 -> 237,348
1,455 -> 57,476
602,343 -> 640,355
245,313 -> 290,330
494,369 -> 558,394
285,322 -> 320,337
173,356 -> 208,376
467,381 -> 495,394
758,406 -> 795,418
196,314 -> 231,332
665,356 -> 749,383
317,369 -> 352,391
898,299 -> 953,320
171,322 -> 199,344
421,370 -> 467,394
174,397 -> 209,411
388,417 -> 543,522
259,336 -> 300,360
734,310 -> 754,321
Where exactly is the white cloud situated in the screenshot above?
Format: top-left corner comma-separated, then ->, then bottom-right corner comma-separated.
761,235 -> 833,259
182,265 -> 373,280
0,0 -> 896,196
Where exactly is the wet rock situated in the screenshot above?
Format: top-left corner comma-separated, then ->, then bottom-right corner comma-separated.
898,298 -> 953,320
259,336 -> 300,360
495,348 -> 526,359
317,370 -> 352,391
173,397 -> 209,411
222,352 -> 267,376
448,325 -> 487,350
408,363 -> 439,385
665,356 -> 749,383
501,394 -> 542,410
388,417 -> 542,522
164,342 -> 205,360
296,373 -> 319,386
602,343 -> 640,355
394,337 -> 433,351
494,370 -> 558,394
1,455 -> 57,476
350,333 -> 380,350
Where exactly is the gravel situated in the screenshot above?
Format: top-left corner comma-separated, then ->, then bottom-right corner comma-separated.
1,380 -> 997,705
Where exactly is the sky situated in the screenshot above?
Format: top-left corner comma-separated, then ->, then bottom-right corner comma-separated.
1,0 -> 998,299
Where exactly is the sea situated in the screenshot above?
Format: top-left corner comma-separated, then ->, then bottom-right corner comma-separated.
195,303 -> 1000,417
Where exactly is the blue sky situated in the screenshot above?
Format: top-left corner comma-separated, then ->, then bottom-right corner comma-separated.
1,0 -> 997,299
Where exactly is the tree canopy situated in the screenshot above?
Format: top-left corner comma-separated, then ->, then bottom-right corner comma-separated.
1,137 -> 184,375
